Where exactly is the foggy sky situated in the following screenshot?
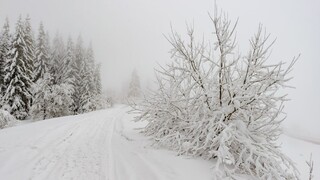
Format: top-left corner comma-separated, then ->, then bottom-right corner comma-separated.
0,0 -> 320,137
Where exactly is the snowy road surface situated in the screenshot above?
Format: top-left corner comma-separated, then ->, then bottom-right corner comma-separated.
0,105 -> 213,180
0,105 -> 319,180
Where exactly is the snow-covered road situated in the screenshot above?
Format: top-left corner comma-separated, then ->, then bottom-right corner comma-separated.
0,105 -> 213,180
0,105 -> 319,180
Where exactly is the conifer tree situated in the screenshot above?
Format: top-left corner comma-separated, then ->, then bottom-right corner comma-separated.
3,16 -> 33,119
45,31 -> 51,57
70,36 -> 99,113
23,15 -> 35,80
94,63 -> 102,95
33,22 -> 49,82
49,32 -> 66,85
88,63 -> 103,111
85,44 -> 97,96
0,18 -> 11,94
76,45 -> 95,112
58,37 -> 74,85
70,36 -> 84,114
127,69 -> 141,98
79,49 -> 93,112
62,37 -> 76,97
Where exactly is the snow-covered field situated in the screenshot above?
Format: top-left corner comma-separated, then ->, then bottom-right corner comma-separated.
0,105 -> 319,180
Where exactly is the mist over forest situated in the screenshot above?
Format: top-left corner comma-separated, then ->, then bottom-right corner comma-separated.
0,0 -> 319,179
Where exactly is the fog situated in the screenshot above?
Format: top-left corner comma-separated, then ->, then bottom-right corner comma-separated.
1,0 -> 319,137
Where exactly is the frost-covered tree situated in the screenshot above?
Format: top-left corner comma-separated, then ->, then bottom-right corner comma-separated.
53,35 -> 73,85
45,31 -> 51,58
23,15 -> 35,79
32,30 -> 75,119
48,82 -> 73,117
30,73 -> 51,120
127,69 -> 141,99
79,65 -> 92,113
94,63 -> 102,95
85,44 -> 97,96
0,16 -> 102,119
70,36 -> 86,114
3,16 -> 33,119
49,32 -> 67,85
33,22 -> 49,82
31,73 -> 73,120
68,39 -> 102,113
77,44 -> 100,112
0,18 -> 11,93
62,37 -> 74,85
134,8 -> 300,180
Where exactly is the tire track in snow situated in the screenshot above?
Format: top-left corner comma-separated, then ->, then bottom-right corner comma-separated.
0,106 -> 214,180
106,116 -> 116,180
40,114 -> 113,180
108,106 -> 172,180
30,120 -> 87,179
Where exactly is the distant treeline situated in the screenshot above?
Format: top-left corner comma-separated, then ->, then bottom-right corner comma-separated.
0,15 -> 102,120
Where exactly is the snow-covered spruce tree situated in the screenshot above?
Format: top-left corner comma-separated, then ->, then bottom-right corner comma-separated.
51,35 -> 73,86
0,18 -> 11,94
45,30 -> 51,59
91,63 -> 106,110
33,22 -> 49,82
127,69 -> 141,99
62,37 -> 75,85
3,16 -> 33,119
94,63 -> 102,95
23,15 -> 35,79
81,44 -> 100,111
134,9 -> 299,179
79,64 -> 92,113
70,36 -> 88,114
86,44 -> 98,95
23,15 -> 36,108
49,32 -> 67,85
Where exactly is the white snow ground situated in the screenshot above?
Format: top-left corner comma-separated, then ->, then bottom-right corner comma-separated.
0,105 -> 319,180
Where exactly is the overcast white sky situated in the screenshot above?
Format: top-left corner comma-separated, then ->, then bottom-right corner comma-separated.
0,0 -> 319,137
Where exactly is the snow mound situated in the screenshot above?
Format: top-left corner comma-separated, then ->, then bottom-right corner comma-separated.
0,109 -> 17,129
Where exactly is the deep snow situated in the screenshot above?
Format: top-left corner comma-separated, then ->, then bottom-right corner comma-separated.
0,105 -> 319,180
